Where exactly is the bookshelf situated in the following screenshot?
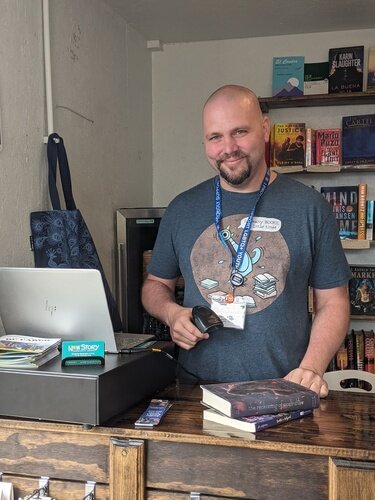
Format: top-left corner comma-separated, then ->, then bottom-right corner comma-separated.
259,91 -> 375,113
266,93 -> 375,250
341,240 -> 371,250
265,93 -> 375,387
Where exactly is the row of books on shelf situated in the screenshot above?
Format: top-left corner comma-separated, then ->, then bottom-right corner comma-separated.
201,378 -> 319,434
272,45 -> 375,97
267,113 -> 375,171
328,329 -> 375,390
321,184 -> 373,241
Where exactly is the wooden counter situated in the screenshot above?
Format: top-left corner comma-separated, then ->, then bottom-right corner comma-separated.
0,384 -> 374,499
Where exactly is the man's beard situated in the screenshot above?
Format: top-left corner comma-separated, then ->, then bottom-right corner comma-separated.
216,151 -> 252,186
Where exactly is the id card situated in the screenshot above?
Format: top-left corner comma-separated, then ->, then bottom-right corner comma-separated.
210,297 -> 246,330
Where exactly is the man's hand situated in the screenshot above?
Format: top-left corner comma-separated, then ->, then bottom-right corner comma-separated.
167,306 -> 209,350
284,367 -> 329,398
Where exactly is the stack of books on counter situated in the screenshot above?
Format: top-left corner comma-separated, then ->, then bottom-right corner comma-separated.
0,335 -> 61,369
201,378 -> 319,433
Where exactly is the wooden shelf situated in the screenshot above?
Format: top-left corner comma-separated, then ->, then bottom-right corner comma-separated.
350,315 -> 375,320
272,164 -> 375,174
259,92 -> 375,113
341,239 -> 371,250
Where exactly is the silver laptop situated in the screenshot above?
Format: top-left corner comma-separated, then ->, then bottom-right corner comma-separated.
0,267 -> 156,353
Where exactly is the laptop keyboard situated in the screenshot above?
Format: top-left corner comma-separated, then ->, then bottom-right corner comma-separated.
115,333 -> 156,350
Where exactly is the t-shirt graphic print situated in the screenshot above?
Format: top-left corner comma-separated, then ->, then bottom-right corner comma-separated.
191,214 -> 290,314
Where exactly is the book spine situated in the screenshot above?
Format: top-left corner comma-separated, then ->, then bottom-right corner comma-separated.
256,409 -> 313,431
366,200 -> 374,240
270,124 -> 275,168
335,342 -> 348,370
357,183 -> 368,240
231,392 -> 318,418
305,128 -> 315,167
307,286 -> 314,314
364,330 -> 375,374
346,330 -> 358,388
354,330 -> 365,371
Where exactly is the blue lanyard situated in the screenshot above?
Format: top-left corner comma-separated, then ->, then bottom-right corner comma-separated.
214,169 -> 270,278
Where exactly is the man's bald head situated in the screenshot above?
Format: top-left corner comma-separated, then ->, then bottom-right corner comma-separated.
203,85 -> 263,121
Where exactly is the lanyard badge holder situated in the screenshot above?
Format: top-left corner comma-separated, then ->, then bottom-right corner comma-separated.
212,169 -> 270,329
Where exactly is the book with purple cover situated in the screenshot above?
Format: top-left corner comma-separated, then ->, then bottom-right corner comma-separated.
200,378 -> 319,418
203,407 -> 313,433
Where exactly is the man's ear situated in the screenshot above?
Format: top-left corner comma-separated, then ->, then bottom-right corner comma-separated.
262,115 -> 271,142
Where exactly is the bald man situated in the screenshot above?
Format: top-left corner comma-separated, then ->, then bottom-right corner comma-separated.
142,85 -> 351,397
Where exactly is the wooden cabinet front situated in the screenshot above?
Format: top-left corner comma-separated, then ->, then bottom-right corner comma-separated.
0,386 -> 374,499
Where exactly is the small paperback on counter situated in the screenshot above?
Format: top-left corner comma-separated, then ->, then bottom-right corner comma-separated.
134,399 -> 172,427
203,407 -> 313,433
200,378 -> 319,418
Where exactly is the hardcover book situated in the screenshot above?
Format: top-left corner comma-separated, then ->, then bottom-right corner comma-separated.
328,45 -> 364,93
305,127 -> 316,167
271,123 -> 305,169
364,330 -> 375,373
315,128 -> 342,165
357,183 -> 367,240
367,47 -> 375,92
203,407 -> 313,433
342,114 -> 375,166
354,330 -> 365,371
320,185 -> 358,239
349,265 -> 375,316
304,62 -> 329,95
272,56 -> 304,97
366,199 -> 374,240
200,378 -> 319,419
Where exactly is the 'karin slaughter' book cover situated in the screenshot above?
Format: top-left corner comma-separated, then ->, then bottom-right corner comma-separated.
200,378 -> 319,419
328,45 -> 364,93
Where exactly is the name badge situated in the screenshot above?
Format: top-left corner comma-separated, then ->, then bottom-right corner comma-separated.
210,301 -> 246,330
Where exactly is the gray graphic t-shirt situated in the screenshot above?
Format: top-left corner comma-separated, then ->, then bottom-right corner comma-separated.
148,174 -> 351,382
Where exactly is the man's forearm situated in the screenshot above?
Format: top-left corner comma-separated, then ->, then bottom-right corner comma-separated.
300,286 -> 350,376
141,277 -> 181,327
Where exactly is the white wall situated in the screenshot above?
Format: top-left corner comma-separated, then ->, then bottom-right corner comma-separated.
0,1 -> 46,266
152,28 -> 375,331
152,28 -> 375,207
50,0 -> 153,284
0,0 -> 153,291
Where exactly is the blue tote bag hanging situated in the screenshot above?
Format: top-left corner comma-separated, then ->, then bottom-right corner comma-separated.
30,133 -> 123,332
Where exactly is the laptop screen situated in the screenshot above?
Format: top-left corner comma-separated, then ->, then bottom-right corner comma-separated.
0,267 -> 119,352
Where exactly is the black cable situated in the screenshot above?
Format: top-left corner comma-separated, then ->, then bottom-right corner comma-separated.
122,347 -> 201,382
152,347 -> 201,382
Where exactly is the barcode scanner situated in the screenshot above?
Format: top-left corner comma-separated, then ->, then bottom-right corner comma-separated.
192,305 -> 223,334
